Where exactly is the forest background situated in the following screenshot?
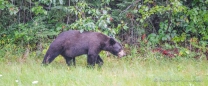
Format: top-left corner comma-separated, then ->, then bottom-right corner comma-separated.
0,0 -> 208,60
1,0 -> 208,85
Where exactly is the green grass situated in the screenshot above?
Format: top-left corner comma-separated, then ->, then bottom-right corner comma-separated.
0,52 -> 208,86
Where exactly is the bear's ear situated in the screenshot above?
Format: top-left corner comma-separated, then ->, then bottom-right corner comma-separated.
109,38 -> 116,45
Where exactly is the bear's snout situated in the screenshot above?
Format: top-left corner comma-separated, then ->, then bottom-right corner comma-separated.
118,50 -> 126,57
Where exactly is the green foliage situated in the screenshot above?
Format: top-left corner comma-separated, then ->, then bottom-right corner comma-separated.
0,0 -> 208,57
1,1 -> 208,85
172,33 -> 186,43
67,1 -> 126,36
31,5 -> 47,15
0,0 -> 19,15
147,33 -> 160,46
134,0 -> 208,51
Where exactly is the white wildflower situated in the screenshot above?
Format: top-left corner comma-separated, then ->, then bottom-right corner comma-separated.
15,80 -> 19,82
32,81 -> 38,84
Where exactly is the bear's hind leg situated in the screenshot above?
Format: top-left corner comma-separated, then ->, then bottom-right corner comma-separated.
64,57 -> 76,66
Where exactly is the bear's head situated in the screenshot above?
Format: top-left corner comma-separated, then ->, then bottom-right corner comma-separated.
104,38 -> 126,57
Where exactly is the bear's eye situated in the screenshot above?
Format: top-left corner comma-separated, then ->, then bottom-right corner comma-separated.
117,48 -> 121,52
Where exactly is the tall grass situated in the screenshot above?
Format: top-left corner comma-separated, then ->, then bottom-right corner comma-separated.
0,46 -> 208,86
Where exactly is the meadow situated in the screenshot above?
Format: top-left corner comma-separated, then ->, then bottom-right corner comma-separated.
0,0 -> 207,86
0,48 -> 208,86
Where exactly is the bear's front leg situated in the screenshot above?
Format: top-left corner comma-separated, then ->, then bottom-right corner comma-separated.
64,57 -> 76,66
87,54 -> 98,67
96,55 -> 103,67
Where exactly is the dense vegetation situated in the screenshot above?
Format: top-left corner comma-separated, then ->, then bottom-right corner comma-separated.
0,0 -> 208,85
0,0 -> 207,59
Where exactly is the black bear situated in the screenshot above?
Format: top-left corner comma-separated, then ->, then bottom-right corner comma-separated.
42,30 -> 126,67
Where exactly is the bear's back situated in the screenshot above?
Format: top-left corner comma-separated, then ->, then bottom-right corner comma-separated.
59,30 -> 108,41
53,30 -> 108,47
